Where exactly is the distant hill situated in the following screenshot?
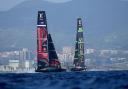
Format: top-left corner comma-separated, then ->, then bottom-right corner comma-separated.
0,0 -> 128,51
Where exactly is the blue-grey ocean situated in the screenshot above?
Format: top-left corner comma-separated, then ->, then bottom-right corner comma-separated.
0,71 -> 128,89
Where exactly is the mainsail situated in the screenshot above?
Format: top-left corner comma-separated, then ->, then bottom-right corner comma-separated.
73,18 -> 85,68
37,11 -> 49,70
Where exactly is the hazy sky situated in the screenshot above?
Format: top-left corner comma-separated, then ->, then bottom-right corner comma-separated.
0,0 -> 127,11
0,0 -> 128,51
0,0 -> 73,11
0,0 -> 26,11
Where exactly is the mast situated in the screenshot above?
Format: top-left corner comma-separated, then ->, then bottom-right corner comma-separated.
73,18 -> 85,67
37,11 -> 49,70
48,34 -> 61,68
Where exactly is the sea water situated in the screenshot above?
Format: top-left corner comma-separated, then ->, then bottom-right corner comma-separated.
0,71 -> 128,89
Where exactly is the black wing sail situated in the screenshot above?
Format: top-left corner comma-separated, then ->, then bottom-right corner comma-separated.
73,18 -> 85,68
48,34 -> 61,68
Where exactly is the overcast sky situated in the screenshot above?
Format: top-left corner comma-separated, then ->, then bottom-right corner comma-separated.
0,0 -> 73,11
0,0 -> 26,11
0,0 -> 128,50
0,0 -> 127,11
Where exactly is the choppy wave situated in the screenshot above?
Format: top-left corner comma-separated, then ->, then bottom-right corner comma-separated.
0,71 -> 128,89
